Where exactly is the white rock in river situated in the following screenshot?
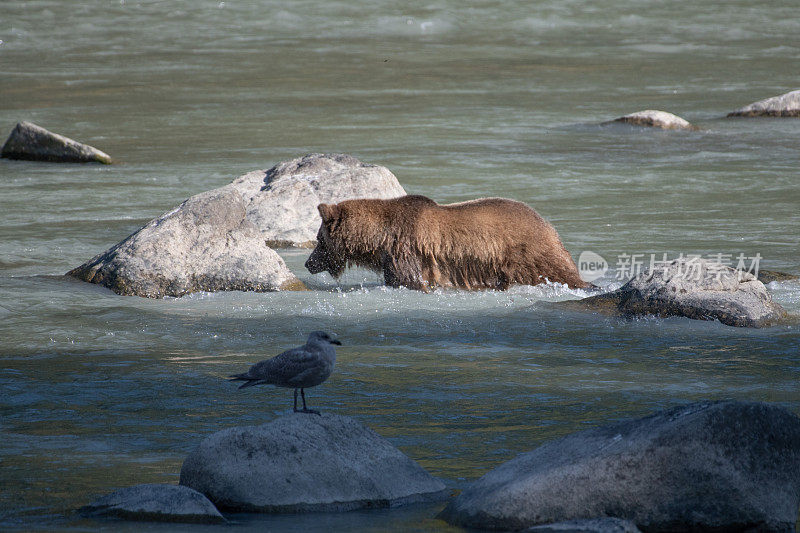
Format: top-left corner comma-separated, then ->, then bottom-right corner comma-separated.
727,89 -> 800,117
1,121 -> 113,164
179,413 -> 448,512
226,153 -> 406,247
68,153 -> 403,297
68,188 -> 305,298
576,257 -> 786,328
608,110 -> 695,130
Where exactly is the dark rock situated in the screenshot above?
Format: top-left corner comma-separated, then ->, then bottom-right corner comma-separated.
179,413 -> 447,513
575,257 -> 786,327
758,269 -> 799,284
1,121 -> 113,164
439,401 -> 800,532
727,90 -> 800,117
606,110 -> 696,130
79,483 -> 225,524
68,188 -> 305,298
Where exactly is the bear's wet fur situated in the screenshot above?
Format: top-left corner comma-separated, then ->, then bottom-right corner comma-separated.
305,195 -> 589,291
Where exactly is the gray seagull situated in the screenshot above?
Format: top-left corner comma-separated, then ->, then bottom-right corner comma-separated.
228,331 -> 341,415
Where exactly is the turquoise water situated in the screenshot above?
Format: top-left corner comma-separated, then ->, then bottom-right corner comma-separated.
1,1 -> 799,530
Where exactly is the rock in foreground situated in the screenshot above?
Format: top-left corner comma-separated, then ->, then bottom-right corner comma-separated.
79,483 -> 225,524
68,188 -> 304,297
1,121 -> 113,163
439,401 -> 800,532
727,89 -> 800,117
577,257 -> 786,327
607,110 -> 695,130
226,153 -> 406,247
179,413 -> 447,513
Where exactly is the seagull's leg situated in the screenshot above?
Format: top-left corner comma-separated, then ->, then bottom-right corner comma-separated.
293,388 -> 299,412
298,388 -> 320,415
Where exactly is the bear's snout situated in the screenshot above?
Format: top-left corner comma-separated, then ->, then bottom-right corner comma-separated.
305,250 -> 325,274
306,241 -> 346,278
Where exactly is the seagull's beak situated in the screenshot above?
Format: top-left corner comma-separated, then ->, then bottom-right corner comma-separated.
331,339 -> 342,345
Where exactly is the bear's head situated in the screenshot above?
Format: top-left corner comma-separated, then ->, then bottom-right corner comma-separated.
305,203 -> 347,278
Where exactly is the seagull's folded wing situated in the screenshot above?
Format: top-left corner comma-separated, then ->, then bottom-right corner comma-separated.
257,347 -> 324,384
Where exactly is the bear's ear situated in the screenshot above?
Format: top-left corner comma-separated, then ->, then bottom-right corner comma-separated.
317,203 -> 341,231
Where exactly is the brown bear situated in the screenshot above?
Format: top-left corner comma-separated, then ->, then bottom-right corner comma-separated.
305,195 -> 590,291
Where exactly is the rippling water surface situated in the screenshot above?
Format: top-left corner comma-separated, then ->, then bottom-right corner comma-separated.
1,1 -> 799,530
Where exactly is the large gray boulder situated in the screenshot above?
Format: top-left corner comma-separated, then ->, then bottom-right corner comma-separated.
79,483 -> 225,524
68,153 -> 402,297
179,413 -> 448,513
1,121 -> 113,163
225,153 -> 406,247
68,188 -> 305,298
576,257 -> 786,327
607,110 -> 695,130
728,89 -> 800,117
439,401 -> 800,532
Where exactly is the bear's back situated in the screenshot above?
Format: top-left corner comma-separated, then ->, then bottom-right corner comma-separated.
434,197 -> 548,232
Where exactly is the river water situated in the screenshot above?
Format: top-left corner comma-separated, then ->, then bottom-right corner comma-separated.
1,1 -> 799,530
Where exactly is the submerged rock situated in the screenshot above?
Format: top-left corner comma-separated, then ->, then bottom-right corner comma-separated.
79,483 -> 225,524
727,89 -> 800,117
179,413 -> 447,513
758,269 -> 799,284
439,401 -> 800,532
226,153 -> 406,247
575,257 -> 786,327
607,110 -> 695,130
68,188 -> 304,298
1,121 -> 113,164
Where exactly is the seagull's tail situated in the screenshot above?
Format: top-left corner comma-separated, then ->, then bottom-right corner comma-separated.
228,374 -> 263,389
